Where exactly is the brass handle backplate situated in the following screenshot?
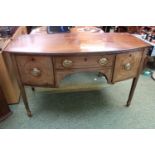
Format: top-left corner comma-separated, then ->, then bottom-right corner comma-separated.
31,67 -> 41,77
62,59 -> 73,68
99,58 -> 108,66
124,63 -> 132,71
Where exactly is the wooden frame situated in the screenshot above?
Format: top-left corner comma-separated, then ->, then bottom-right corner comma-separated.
4,32 -> 152,117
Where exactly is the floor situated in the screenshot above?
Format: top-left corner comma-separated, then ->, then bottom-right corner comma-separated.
0,74 -> 155,129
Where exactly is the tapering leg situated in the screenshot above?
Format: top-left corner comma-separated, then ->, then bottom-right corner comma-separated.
126,77 -> 139,107
20,85 -> 32,117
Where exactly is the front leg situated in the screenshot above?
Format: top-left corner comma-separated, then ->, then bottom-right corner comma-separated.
21,85 -> 32,117
126,77 -> 139,107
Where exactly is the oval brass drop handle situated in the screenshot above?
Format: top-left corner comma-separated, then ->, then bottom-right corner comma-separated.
99,58 -> 108,66
62,59 -> 73,68
124,63 -> 132,71
31,68 -> 41,77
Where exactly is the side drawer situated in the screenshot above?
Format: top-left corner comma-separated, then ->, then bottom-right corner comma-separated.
113,51 -> 142,82
54,54 -> 114,69
15,55 -> 54,86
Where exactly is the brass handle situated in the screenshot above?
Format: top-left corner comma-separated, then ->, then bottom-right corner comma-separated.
124,63 -> 132,71
31,68 -> 41,77
99,58 -> 108,66
62,59 -> 73,68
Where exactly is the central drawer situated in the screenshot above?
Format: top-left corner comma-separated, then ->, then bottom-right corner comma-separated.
54,54 -> 114,69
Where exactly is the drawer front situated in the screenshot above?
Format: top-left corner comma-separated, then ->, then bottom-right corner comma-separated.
54,55 -> 114,69
113,51 -> 142,82
16,55 -> 54,86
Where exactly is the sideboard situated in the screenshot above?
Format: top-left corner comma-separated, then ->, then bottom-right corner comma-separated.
4,32 -> 152,117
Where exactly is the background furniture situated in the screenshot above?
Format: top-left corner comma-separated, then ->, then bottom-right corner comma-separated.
0,26 -> 27,104
30,26 -> 104,34
0,86 -> 11,121
4,32 -> 151,117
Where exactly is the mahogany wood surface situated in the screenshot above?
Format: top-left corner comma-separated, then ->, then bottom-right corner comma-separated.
113,50 -> 143,82
4,33 -> 151,55
15,55 -> 54,86
54,54 -> 114,69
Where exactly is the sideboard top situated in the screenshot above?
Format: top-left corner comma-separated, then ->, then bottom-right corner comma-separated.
4,33 -> 151,55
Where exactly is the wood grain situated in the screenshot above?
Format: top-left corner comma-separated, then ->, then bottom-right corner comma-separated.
15,55 -> 54,86
4,33 -> 151,55
54,54 -> 114,69
113,51 -> 143,82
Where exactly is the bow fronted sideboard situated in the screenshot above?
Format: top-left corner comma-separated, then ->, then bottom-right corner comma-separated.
4,32 -> 152,117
